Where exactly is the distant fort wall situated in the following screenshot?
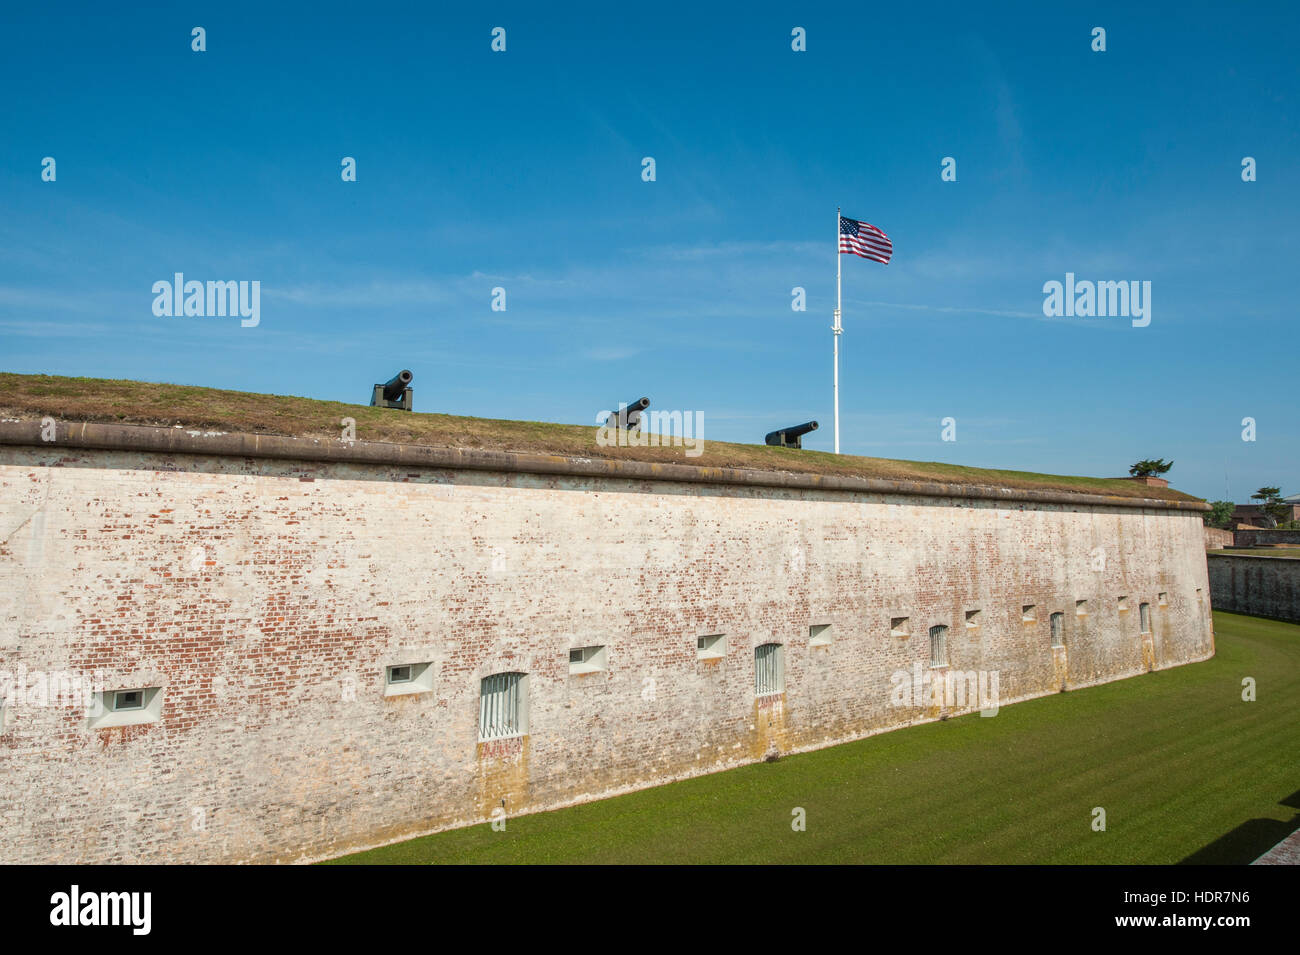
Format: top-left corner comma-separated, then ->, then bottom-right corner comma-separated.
1204,526 -> 1234,550
1207,553 -> 1300,624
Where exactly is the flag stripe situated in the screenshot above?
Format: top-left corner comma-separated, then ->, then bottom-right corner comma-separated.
838,216 -> 893,264
838,243 -> 890,262
841,234 -> 891,251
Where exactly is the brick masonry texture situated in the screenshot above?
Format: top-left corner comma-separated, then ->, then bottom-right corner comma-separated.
1204,526 -> 1234,550
1207,554 -> 1300,624
1233,529 -> 1300,548
1254,829 -> 1300,865
0,445 -> 1215,863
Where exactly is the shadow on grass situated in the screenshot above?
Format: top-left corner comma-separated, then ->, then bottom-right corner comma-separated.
1179,788 -> 1300,864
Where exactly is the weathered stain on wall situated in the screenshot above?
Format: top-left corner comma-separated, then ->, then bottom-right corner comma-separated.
0,443 -> 1214,864
1208,553 -> 1300,624
1233,529 -> 1300,548
1204,526 -> 1234,550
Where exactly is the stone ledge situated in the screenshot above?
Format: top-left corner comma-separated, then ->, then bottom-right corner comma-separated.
0,419 -> 1210,513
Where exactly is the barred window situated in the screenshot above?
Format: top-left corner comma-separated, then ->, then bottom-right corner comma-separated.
754,643 -> 784,696
1050,612 -> 1064,648
929,625 -> 948,668
479,672 -> 527,741
1139,602 -> 1151,634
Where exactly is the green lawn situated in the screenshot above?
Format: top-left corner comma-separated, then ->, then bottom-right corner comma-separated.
1216,548 -> 1300,558
326,611 -> 1300,865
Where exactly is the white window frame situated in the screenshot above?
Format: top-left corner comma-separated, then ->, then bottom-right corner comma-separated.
696,633 -> 726,660
88,686 -> 164,729
929,625 -> 948,668
568,645 -> 608,675
385,661 -> 434,697
1050,612 -> 1065,648
808,624 -> 832,647
479,672 -> 528,741
113,689 -> 144,712
754,643 -> 784,697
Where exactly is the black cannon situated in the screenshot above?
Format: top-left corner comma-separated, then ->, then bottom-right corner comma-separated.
606,396 -> 650,431
371,370 -> 414,410
765,420 -> 819,449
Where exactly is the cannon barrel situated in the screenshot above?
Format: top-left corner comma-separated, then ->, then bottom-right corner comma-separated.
606,397 -> 650,427
765,420 -> 819,446
382,370 -> 413,402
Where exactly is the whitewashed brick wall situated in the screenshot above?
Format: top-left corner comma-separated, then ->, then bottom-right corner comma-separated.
0,447 -> 1214,863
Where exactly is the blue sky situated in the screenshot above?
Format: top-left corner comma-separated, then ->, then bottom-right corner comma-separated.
1,1 -> 1296,501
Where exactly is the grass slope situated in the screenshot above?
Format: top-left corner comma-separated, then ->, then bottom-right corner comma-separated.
326,612 -> 1299,864
0,372 -> 1199,501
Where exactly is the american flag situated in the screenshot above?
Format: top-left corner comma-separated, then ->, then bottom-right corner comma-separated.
839,216 -> 892,264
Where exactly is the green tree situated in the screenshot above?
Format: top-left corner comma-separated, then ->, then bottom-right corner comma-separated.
1204,501 -> 1235,528
1251,487 -> 1289,528
1129,458 -> 1173,478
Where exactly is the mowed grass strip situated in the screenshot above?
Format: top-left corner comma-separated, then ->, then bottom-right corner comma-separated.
1214,549 -> 1300,558
326,611 -> 1299,865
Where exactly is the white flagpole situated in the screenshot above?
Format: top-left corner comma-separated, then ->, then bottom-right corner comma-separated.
833,207 -> 842,454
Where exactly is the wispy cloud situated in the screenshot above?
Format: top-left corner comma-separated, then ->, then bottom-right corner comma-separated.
637,240 -> 822,262
582,346 -> 643,361
853,299 -> 1039,320
263,280 -> 456,308
967,35 -> 1026,180
0,318 -> 115,337
0,285 -> 127,315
